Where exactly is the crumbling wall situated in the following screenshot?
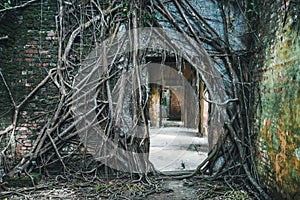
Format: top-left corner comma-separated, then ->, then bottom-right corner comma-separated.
255,1 -> 300,199
0,1 -> 58,157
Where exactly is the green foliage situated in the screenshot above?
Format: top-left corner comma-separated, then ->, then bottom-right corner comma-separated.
1,0 -> 11,8
119,2 -> 129,18
247,1 -> 257,14
39,98 -> 49,104
3,173 -> 42,187
142,12 -> 158,27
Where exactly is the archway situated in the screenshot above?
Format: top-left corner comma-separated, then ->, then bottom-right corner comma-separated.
0,1 -> 275,198
143,59 -> 210,172
72,28 -> 227,173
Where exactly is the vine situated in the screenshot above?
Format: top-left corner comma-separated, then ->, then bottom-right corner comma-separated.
0,0 -> 277,199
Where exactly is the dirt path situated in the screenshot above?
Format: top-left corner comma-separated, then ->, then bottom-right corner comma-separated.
149,127 -> 208,171
0,176 -> 252,199
1,178 -> 199,200
146,179 -> 199,200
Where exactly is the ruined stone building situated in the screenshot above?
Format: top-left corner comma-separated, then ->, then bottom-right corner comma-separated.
0,1 -> 299,199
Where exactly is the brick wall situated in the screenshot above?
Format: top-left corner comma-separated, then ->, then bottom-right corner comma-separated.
255,2 -> 300,199
0,1 -> 58,157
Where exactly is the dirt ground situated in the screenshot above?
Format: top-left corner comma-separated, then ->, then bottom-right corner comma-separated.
145,179 -> 199,200
0,178 -> 196,200
0,175 -> 251,200
0,125 -> 249,199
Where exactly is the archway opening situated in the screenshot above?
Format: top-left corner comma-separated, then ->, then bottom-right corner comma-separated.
145,57 -> 210,172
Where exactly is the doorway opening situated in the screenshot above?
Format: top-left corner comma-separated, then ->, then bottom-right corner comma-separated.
146,57 -> 210,172
161,87 -> 182,127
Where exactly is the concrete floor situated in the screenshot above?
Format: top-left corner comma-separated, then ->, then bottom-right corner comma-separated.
149,126 -> 208,172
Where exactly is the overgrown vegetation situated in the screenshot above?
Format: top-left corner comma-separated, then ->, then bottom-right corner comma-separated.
2,0 -> 297,199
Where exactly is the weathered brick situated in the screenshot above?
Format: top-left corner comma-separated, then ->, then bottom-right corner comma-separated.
25,58 -> 36,62
22,150 -> 29,155
21,146 -> 27,150
27,41 -> 38,45
25,49 -> 38,54
39,50 -> 49,54
19,134 -> 27,139
24,142 -> 32,147
16,135 -> 24,139
0,0 -> 61,161
47,31 -> 56,37
25,53 -> 33,57
17,127 -> 28,131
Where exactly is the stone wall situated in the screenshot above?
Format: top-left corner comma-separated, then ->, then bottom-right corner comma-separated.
0,1 -> 58,157
255,1 -> 300,199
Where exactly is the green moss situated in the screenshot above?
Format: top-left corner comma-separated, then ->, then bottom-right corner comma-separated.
272,132 -> 279,151
257,15 -> 300,199
4,173 -> 42,187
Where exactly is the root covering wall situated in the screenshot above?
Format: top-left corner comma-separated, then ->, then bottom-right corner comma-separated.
0,1 -> 299,199
0,1 -> 58,157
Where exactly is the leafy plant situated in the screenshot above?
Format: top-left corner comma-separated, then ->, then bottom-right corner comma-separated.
2,0 -> 11,8
247,1 -> 257,14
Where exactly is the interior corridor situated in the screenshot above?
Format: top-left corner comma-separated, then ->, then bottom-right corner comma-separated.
149,125 -> 208,172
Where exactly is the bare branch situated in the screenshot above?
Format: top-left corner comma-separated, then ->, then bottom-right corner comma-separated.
0,0 -> 40,13
0,124 -> 13,136
202,87 -> 238,106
